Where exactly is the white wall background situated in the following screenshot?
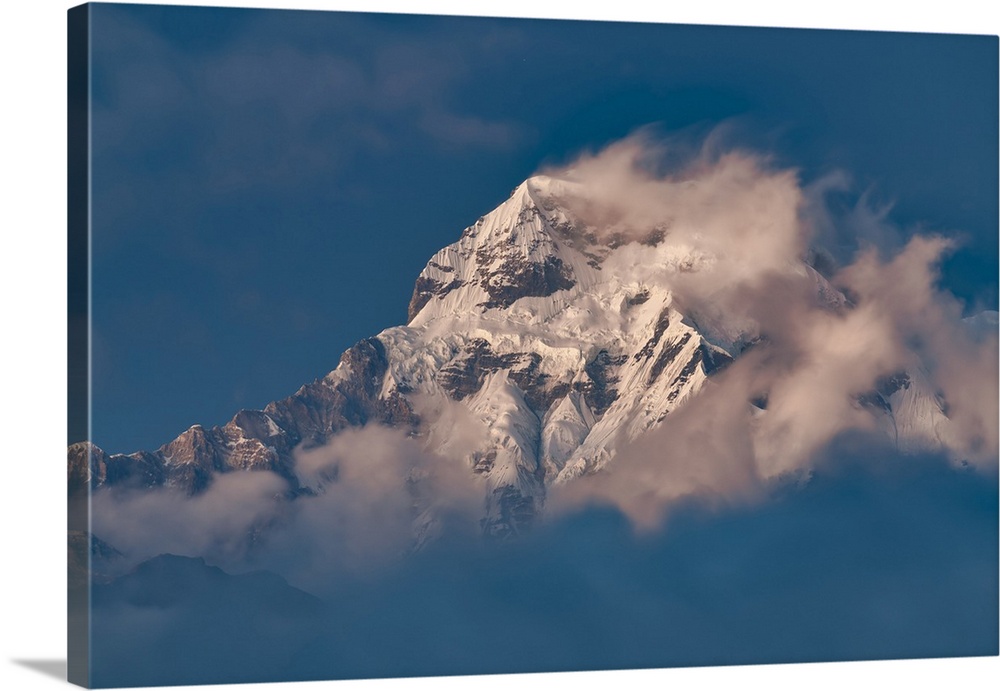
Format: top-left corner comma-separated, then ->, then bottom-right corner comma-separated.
1,2 -> 996,690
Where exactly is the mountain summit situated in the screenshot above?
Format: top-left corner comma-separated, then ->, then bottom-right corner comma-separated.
71,174 -> 965,537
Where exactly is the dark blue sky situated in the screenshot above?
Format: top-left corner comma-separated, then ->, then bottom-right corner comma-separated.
87,3 -> 998,453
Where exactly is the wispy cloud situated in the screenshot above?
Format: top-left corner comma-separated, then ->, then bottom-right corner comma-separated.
544,132 -> 997,528
91,7 -> 525,198
91,457 -> 999,686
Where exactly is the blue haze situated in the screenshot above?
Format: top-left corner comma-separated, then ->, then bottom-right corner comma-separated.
90,453 -> 998,686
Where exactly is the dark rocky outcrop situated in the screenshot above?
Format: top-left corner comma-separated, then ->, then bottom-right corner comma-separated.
641,227 -> 666,246
73,336 -> 420,496
106,451 -> 168,491
635,308 -> 672,361
877,371 -> 911,397
437,338 -> 570,415
477,254 -> 575,310
668,349 -> 703,402
408,275 -> 464,322
858,371 -> 912,414
265,337 -> 419,448
576,349 -> 627,416
471,449 -> 497,475
68,441 -> 108,495
626,289 -> 650,306
436,338 -> 501,401
648,333 -> 693,386
481,485 -> 535,539
699,342 -> 734,375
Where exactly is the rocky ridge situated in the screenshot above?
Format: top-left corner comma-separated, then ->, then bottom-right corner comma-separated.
69,175 -> 961,538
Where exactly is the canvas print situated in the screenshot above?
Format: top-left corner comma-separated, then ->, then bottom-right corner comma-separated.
67,3 -> 999,688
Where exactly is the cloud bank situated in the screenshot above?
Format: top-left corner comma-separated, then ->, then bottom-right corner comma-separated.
92,401 -> 487,592
90,457 -> 998,687
543,132 -> 997,528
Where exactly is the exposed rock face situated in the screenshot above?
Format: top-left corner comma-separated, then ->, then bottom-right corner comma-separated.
577,350 -> 626,416
648,333 -> 693,386
635,308 -> 671,361
408,276 -> 464,322
105,450 -> 166,490
68,442 -> 109,495
437,338 -> 569,413
477,254 -> 574,310
265,337 -> 419,446
75,336 -> 420,497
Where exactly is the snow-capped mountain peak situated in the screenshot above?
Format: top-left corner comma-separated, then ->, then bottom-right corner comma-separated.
72,174 -> 975,539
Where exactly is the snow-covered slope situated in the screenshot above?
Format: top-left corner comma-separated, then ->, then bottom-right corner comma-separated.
365,176 -> 740,534
70,175 -> 975,537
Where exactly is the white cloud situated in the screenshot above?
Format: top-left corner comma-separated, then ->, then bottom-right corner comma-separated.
92,471 -> 288,565
545,133 -> 998,528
